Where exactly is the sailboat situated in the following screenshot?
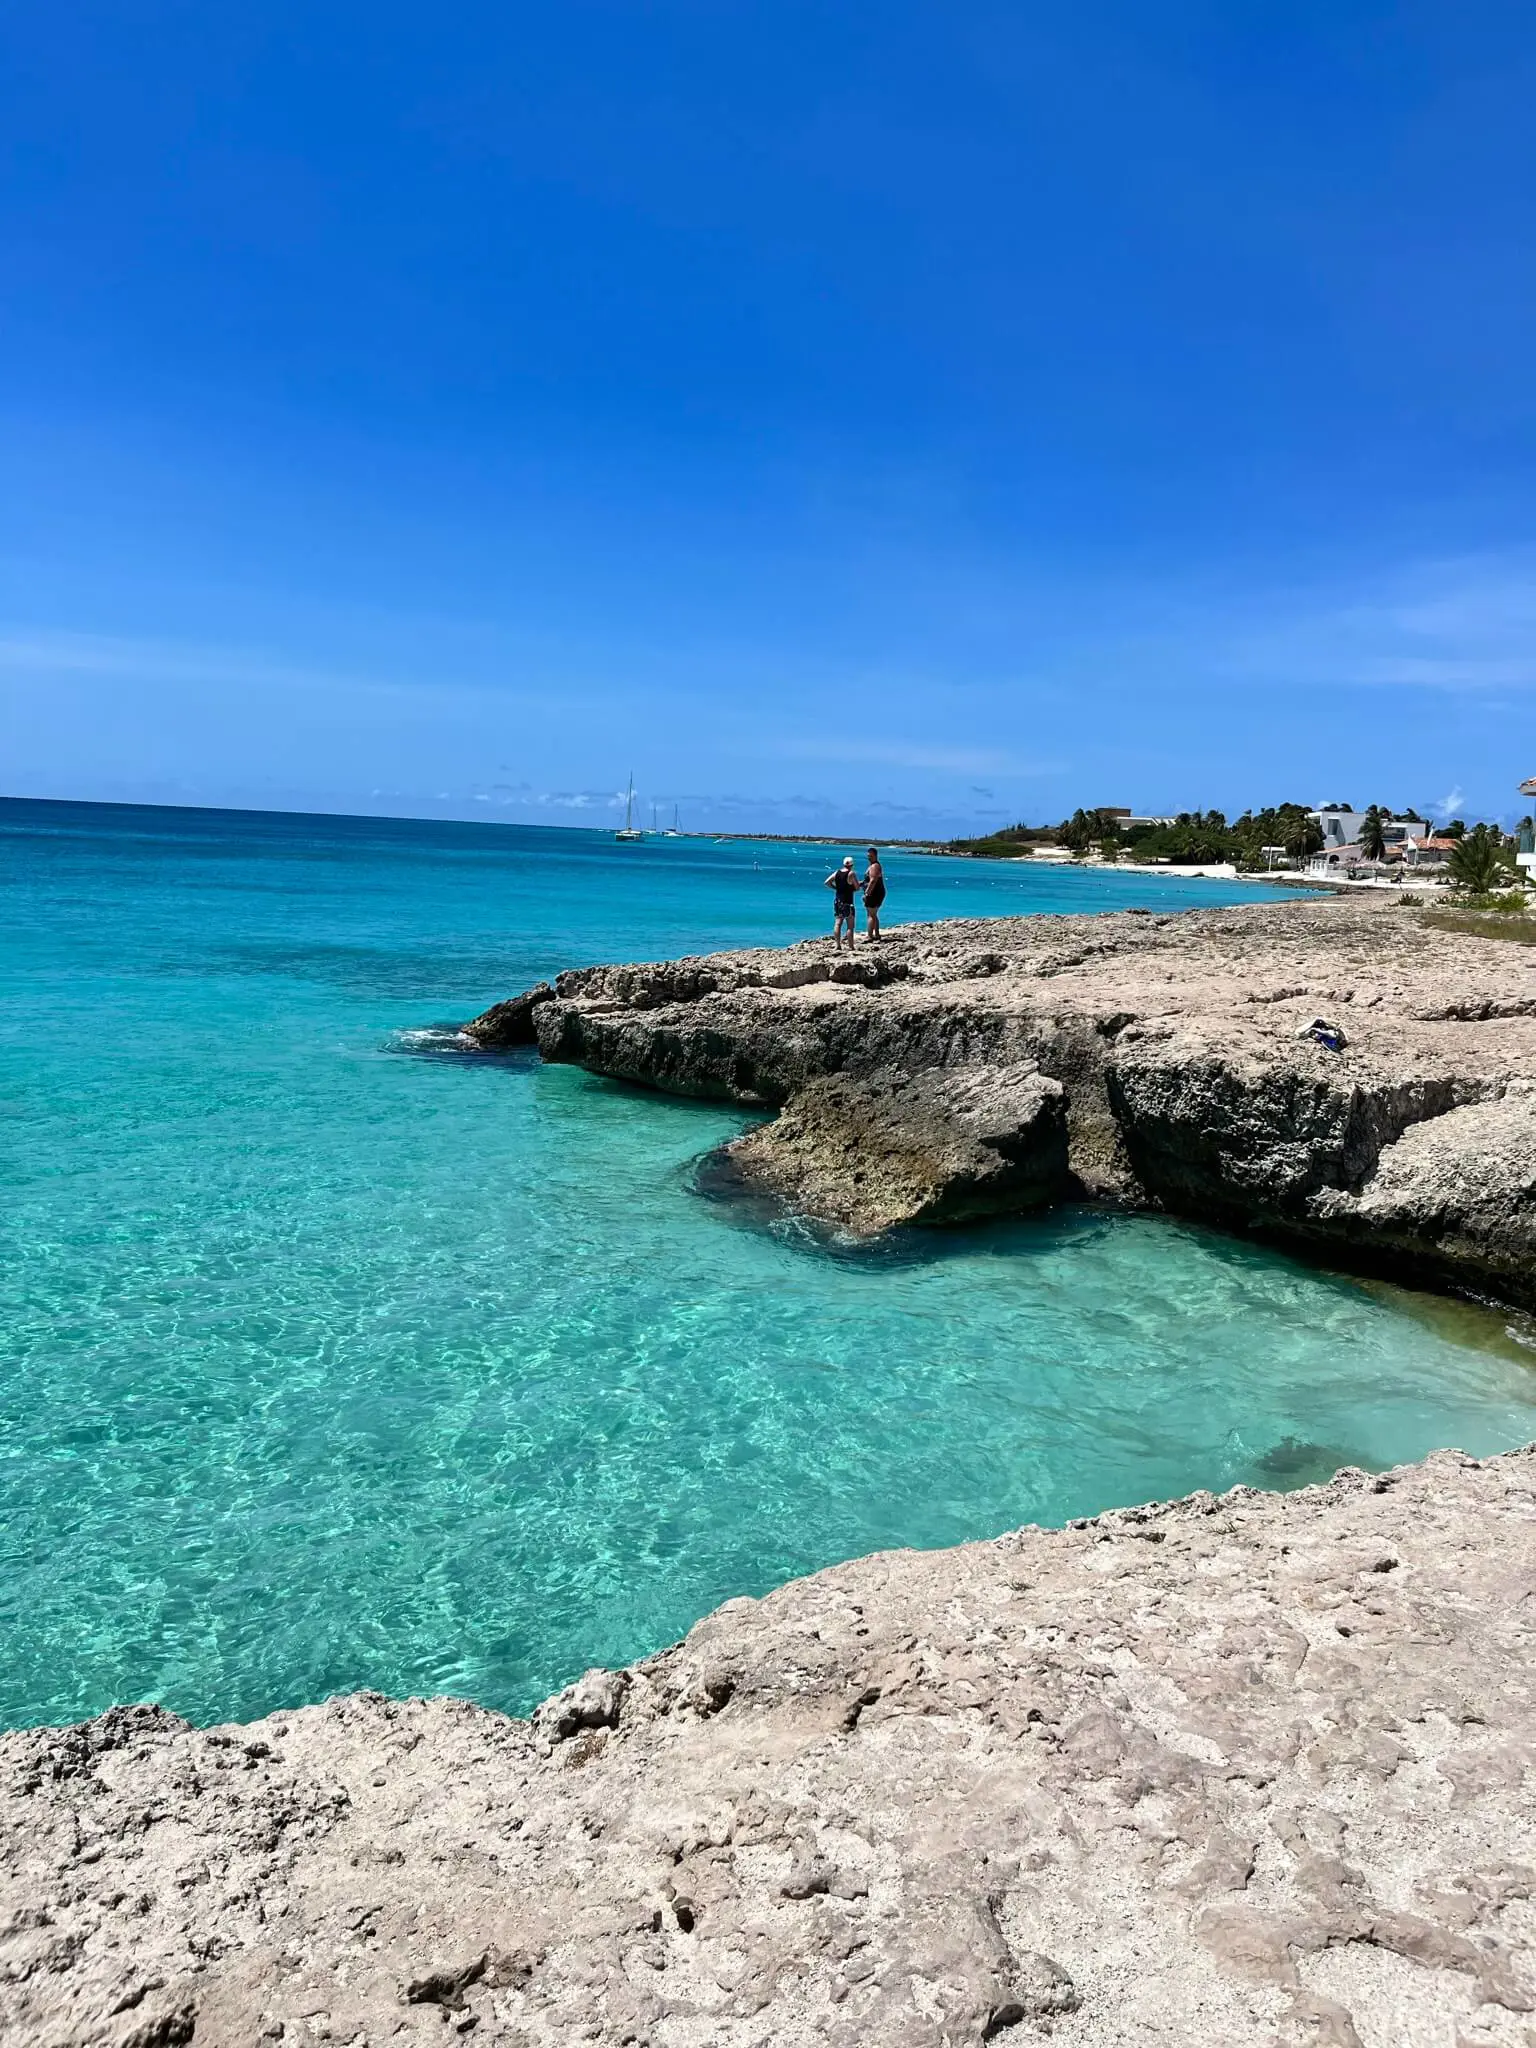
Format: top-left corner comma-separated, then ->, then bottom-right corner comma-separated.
615,775 -> 644,842
663,805 -> 683,838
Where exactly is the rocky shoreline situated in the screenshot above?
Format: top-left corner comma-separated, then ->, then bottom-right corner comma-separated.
470,897 -> 1536,1307
8,898 -> 1536,2047
4,1448 -> 1534,2046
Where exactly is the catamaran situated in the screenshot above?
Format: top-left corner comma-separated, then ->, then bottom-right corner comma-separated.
615,775 -> 644,842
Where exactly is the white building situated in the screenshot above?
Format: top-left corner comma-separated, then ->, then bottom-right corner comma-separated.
1309,808 -> 1422,851
1306,844 -> 1366,876
1307,829 -> 1455,879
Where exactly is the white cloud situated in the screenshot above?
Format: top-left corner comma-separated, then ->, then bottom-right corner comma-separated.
0,624 -> 577,716
1220,550 -> 1536,696
0,627 -> 353,695
771,736 -> 1058,776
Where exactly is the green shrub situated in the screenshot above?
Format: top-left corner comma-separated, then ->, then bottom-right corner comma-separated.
1448,824 -> 1513,895
1461,888 -> 1529,913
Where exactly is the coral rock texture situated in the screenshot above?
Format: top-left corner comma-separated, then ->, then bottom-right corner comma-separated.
729,1061 -> 1069,1230
506,899 -> 1536,1300
3,1448 -> 1535,2045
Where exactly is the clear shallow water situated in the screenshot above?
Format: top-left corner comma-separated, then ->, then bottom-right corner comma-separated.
3,797 -> 1534,1732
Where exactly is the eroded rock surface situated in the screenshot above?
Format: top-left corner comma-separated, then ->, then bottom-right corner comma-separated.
490,899 -> 1536,1299
460,982 -> 555,1049
4,1448 -> 1535,2046
730,1061 -> 1069,1230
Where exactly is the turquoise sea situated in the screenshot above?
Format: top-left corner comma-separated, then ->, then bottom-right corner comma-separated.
4,797 -> 1534,1733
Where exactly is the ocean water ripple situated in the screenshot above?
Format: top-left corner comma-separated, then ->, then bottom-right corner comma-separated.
2,798 -> 1533,1731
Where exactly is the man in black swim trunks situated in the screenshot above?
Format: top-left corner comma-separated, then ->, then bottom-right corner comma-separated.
862,846 -> 886,941
825,856 -> 858,949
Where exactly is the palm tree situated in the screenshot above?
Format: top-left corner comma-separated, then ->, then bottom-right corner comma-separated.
1360,806 -> 1387,861
1447,823 -> 1509,895
1283,814 -> 1323,862
1061,808 -> 1093,854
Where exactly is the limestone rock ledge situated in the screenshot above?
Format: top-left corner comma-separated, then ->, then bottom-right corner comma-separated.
494,900 -> 1536,1302
4,1447 -> 1535,2046
729,1061 -> 1069,1231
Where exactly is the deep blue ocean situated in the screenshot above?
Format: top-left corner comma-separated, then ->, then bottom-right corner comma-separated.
4,797 -> 1534,1732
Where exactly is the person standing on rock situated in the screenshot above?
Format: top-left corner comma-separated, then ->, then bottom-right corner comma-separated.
862,846 -> 886,941
825,856 -> 859,949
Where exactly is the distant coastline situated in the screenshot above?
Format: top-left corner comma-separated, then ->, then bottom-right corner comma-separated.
695,831 -> 1390,893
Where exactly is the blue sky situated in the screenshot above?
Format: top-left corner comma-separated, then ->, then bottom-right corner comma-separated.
2,2 -> 1534,834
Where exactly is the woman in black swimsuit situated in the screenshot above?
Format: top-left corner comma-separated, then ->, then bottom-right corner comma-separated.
825,857 -> 859,950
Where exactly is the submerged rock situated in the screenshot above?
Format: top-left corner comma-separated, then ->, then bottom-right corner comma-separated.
1255,1435 -> 1347,1477
4,1445 -> 1534,2044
